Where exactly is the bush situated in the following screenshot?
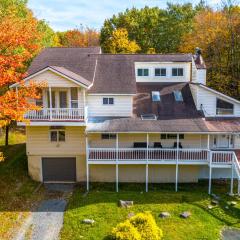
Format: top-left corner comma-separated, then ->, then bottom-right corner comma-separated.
112,212 -> 163,240
112,220 -> 141,240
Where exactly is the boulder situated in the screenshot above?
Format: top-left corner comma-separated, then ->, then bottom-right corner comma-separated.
230,201 -> 237,206
211,194 -> 221,201
82,219 -> 95,224
180,211 -> 191,218
119,200 -> 134,208
207,205 -> 213,209
159,212 -> 171,218
211,199 -> 219,205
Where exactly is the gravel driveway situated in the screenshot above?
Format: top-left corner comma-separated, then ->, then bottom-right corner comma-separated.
14,184 -> 73,240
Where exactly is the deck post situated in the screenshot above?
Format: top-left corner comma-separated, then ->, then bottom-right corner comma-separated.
49,86 -> 52,120
208,151 -> 212,194
230,156 -> 234,195
86,134 -> 89,191
116,133 -> 119,192
175,134 -> 179,192
146,133 -> 149,192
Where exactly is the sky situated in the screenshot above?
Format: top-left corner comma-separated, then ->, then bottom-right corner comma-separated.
28,0 -> 223,31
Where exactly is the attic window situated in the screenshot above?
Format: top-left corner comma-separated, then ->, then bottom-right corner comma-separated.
173,90 -> 183,102
141,114 -> 157,120
152,91 -> 161,102
216,98 -> 234,115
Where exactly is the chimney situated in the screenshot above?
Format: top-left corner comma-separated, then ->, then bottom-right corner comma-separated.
194,47 -> 202,65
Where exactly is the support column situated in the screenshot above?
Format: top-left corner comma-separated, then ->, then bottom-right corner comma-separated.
230,158 -> 234,195
175,134 -> 179,192
116,133 -> 119,192
86,134 -> 89,191
49,86 -> 52,120
146,133 -> 149,192
208,150 -> 212,195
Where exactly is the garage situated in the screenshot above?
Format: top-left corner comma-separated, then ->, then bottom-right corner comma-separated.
42,157 -> 76,182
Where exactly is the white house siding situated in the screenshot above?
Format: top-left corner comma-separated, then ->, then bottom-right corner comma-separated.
87,95 -> 133,117
26,70 -> 80,87
196,69 -> 206,85
88,133 -> 210,149
191,85 -> 240,117
135,62 -> 191,83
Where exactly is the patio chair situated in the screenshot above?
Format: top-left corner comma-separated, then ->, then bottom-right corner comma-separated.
133,142 -> 147,148
153,142 -> 163,148
173,142 -> 183,149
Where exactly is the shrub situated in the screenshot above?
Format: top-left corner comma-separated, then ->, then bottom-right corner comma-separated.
112,212 -> 163,240
112,220 -> 141,240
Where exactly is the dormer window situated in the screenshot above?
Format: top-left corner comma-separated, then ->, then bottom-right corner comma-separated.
173,90 -> 183,102
155,68 -> 166,76
216,98 -> 234,115
152,91 -> 161,102
137,68 -> 149,76
172,68 -> 183,76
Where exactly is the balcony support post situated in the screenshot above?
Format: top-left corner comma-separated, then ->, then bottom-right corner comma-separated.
116,133 -> 119,192
49,86 -> 52,120
230,155 -> 234,195
146,133 -> 149,192
175,133 -> 179,192
86,134 -> 89,191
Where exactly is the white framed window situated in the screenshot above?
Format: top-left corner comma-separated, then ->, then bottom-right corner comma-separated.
216,98 -> 234,115
152,91 -> 161,102
173,90 -> 183,102
103,97 -> 114,105
155,68 -> 166,76
101,134 -> 116,140
71,87 -> 78,108
137,68 -> 149,76
50,126 -> 65,142
172,68 -> 183,76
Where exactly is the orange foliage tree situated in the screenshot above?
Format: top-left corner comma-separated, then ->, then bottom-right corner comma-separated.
58,27 -> 99,47
179,6 -> 240,99
0,9 -> 44,145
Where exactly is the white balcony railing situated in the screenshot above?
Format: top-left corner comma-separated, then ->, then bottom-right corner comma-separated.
88,148 -> 238,165
25,107 -> 87,121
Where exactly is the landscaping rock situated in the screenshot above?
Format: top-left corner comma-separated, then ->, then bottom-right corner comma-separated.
119,200 -> 134,208
211,199 -> 219,205
207,205 -> 214,209
225,206 -> 229,210
127,212 -> 135,218
230,201 -> 237,206
180,211 -> 191,218
211,193 -> 221,201
82,219 -> 95,224
159,212 -> 171,218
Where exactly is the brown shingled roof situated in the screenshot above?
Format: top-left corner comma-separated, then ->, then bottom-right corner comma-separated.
133,82 -> 202,119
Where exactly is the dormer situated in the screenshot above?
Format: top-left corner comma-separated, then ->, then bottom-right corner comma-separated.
135,60 -> 192,83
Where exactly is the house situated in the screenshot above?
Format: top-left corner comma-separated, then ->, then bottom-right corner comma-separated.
11,47 -> 240,194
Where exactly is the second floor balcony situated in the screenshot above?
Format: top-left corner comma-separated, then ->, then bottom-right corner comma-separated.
24,86 -> 88,122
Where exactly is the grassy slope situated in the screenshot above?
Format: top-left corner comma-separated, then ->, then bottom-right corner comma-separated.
0,130 -> 45,240
61,183 -> 240,240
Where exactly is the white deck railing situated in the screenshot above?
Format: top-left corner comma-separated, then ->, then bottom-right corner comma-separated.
25,107 -> 86,121
88,148 -> 212,162
88,148 -> 239,166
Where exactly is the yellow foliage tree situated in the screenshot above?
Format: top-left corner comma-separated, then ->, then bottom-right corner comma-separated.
108,28 -> 141,53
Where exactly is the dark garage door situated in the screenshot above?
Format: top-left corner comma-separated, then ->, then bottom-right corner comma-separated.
42,157 -> 76,182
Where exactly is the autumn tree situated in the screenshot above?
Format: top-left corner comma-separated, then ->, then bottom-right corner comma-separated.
180,3 -> 240,99
57,26 -> 99,47
100,4 -> 202,53
105,28 -> 141,53
0,5 -> 44,145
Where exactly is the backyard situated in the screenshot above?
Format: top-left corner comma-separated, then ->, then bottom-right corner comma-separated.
61,183 -> 240,240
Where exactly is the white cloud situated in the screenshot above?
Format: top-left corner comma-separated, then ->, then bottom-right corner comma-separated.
28,0 -> 226,31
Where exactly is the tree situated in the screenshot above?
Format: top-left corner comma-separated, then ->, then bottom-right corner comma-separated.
105,28 -> 141,53
100,4 -> 201,53
0,5 -> 44,146
57,26 -> 99,47
179,5 -> 240,99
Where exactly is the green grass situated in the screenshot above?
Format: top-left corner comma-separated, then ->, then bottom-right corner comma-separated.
0,130 -> 45,240
61,183 -> 240,240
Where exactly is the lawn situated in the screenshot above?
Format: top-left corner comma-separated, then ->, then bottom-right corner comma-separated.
0,130 -> 45,240
61,183 -> 240,240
